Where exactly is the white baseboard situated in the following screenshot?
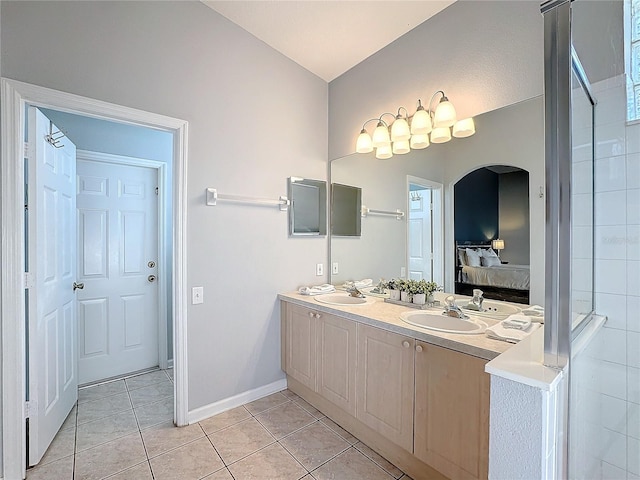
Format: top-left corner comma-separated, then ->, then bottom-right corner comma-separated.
187,378 -> 288,424
167,358 -> 174,369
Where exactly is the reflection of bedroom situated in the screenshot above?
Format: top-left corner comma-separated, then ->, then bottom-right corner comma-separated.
454,166 -> 530,303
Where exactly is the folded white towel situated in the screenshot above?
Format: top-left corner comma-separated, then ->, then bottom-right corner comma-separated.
502,314 -> 532,330
343,279 -> 373,289
522,305 -> 544,317
298,284 -> 336,296
485,321 -> 540,343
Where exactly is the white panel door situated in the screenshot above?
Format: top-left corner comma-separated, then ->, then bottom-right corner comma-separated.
27,107 -> 78,466
408,189 -> 433,281
76,160 -> 159,384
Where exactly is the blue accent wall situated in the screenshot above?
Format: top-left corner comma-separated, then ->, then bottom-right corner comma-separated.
454,168 -> 499,242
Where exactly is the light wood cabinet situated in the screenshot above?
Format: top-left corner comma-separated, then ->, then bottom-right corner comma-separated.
283,303 -> 317,390
316,313 -> 357,416
414,341 -> 490,480
356,323 -> 415,452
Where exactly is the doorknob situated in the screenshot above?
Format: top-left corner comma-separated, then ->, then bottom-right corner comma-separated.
147,261 -> 156,268
73,282 -> 84,291
148,275 -> 156,283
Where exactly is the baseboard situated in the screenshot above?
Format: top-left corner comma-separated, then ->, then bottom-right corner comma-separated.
187,378 -> 288,424
167,358 -> 174,369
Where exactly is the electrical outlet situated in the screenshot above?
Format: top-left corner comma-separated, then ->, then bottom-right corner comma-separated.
192,286 -> 204,305
316,263 -> 324,276
332,262 -> 339,275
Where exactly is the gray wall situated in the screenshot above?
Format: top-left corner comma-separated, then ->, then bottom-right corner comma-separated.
40,108 -> 175,362
499,171 -> 530,265
1,0 -> 328,419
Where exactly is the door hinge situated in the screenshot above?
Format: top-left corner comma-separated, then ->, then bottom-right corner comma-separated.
24,142 -> 30,159
24,272 -> 34,289
155,187 -> 159,195
25,400 -> 33,419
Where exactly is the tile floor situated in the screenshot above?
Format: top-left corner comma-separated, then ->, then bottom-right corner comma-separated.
26,370 -> 412,480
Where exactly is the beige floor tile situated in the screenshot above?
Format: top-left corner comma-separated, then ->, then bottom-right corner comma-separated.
280,422 -> 350,471
293,397 -> 322,418
74,431 -> 146,480
76,409 -> 139,452
200,405 -> 251,434
228,443 -> 306,480
280,389 -> 299,400
26,455 -> 73,480
105,461 -> 153,480
399,475 -> 414,480
319,416 -> 357,444
125,370 -> 171,390
40,425 -> 75,465
354,441 -> 404,478
134,396 -> 174,429
255,402 -> 315,439
141,420 -> 205,458
60,405 -> 77,431
164,368 -> 174,380
150,437 -> 224,480
208,418 -> 275,464
203,468 -> 235,479
244,392 -> 289,415
128,380 -> 173,408
312,448 -> 394,480
78,380 -> 127,404
77,391 -> 132,425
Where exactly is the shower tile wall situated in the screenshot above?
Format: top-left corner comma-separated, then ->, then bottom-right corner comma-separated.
591,74 -> 639,480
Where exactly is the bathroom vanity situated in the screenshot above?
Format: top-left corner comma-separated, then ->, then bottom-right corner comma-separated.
279,293 -> 514,480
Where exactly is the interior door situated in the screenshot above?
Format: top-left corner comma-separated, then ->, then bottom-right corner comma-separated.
408,188 -> 433,280
27,107 -> 78,466
76,159 -> 159,384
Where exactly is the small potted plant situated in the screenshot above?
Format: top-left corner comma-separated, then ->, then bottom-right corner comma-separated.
412,280 -> 428,305
424,281 -> 440,304
386,279 -> 402,301
400,279 -> 414,303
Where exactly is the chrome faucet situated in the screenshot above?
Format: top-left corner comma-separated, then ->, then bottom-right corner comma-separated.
345,282 -> 365,298
443,295 -> 468,319
370,278 -> 386,294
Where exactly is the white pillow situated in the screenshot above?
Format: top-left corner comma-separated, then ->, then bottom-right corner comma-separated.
480,247 -> 498,258
465,248 -> 482,267
481,255 -> 502,267
457,249 -> 467,266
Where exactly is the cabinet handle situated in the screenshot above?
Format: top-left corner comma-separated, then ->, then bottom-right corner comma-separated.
402,340 -> 410,348
416,345 -> 423,353
309,312 -> 314,318
315,313 -> 322,319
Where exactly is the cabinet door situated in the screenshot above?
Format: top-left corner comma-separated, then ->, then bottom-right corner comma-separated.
284,303 -> 317,390
414,342 -> 489,480
317,313 -> 357,416
356,323 -> 414,451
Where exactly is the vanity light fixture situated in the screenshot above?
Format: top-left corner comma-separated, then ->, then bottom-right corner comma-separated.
355,90 -> 475,159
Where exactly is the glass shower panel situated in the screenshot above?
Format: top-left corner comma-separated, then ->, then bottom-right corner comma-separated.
570,68 -> 594,330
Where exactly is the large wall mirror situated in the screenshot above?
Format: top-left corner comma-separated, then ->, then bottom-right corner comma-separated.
330,96 -> 546,305
288,177 -> 327,236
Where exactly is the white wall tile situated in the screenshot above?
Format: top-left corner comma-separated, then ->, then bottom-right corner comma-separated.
601,428 -> 628,470
629,402 -> 640,440
629,471 -> 640,480
596,156 -> 627,192
626,123 -> 640,155
602,460 -> 628,480
596,86 -> 627,126
600,361 -> 628,400
601,394 -> 628,434
629,189 -> 640,225
597,122 -> 626,159
628,261 -> 640,296
573,130 -> 594,163
596,190 -> 627,226
628,296 -> 640,332
629,367 -> 640,404
575,192 -> 595,226
595,328 -> 628,365
628,153 -> 640,189
596,225 -> 629,260
574,225 -> 594,259
629,225 -> 640,261
629,437 -> 640,476
596,293 -> 627,330
596,259 -> 628,295
629,332 -> 640,369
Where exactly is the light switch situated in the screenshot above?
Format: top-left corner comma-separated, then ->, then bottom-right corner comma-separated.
332,262 -> 339,275
316,263 -> 324,276
192,286 -> 204,305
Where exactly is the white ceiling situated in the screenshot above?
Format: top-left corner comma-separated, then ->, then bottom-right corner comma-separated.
202,1 -> 456,82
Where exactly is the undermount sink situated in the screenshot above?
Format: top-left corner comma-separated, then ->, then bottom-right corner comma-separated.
400,311 -> 487,334
315,293 -> 375,306
455,299 -> 521,320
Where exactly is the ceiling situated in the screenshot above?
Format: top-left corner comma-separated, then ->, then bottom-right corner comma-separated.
202,1 -> 456,82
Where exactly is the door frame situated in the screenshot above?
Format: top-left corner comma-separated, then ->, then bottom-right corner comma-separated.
1,78 -> 189,479
76,150 -> 171,372
406,175 -> 444,285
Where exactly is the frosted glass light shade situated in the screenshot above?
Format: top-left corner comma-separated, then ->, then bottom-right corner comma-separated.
453,118 -> 476,138
391,117 -> 411,142
410,134 -> 430,149
375,144 -> 393,159
392,140 -> 410,155
372,123 -> 391,147
356,130 -> 373,153
433,99 -> 456,128
492,239 -> 504,251
430,126 -> 452,143
410,108 -> 432,135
